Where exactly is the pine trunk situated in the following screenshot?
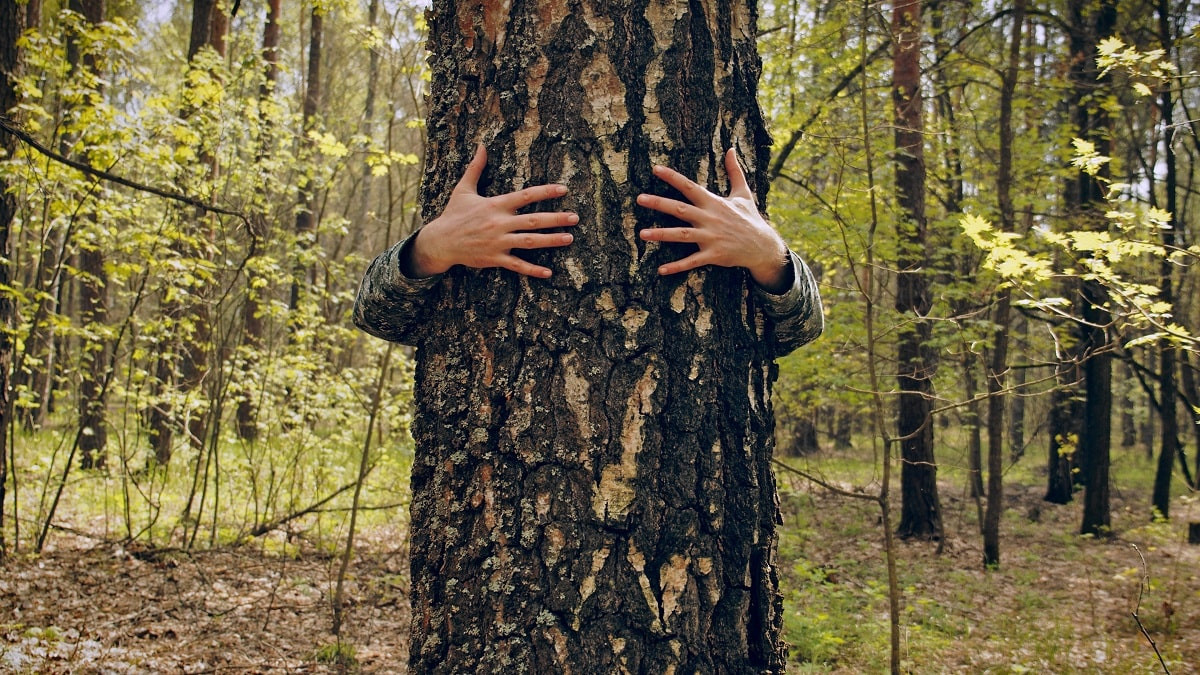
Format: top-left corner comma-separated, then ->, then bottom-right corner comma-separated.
410,0 -> 785,669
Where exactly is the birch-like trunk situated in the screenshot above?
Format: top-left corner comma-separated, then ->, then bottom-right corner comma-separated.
410,0 -> 785,669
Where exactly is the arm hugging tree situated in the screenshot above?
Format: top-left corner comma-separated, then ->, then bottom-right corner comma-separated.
356,0 -> 822,670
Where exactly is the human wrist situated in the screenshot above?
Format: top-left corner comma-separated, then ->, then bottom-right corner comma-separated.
402,226 -> 451,278
748,235 -> 791,294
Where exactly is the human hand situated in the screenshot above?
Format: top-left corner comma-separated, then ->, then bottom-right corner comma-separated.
403,145 -> 578,279
637,148 -> 792,293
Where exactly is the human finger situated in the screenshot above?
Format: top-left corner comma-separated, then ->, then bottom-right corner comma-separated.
639,226 -> 705,244
505,231 -> 575,250
497,254 -> 554,278
494,183 -> 569,211
657,251 -> 711,276
636,193 -> 704,223
454,144 -> 487,195
503,211 -> 579,231
651,164 -> 714,206
725,148 -> 754,200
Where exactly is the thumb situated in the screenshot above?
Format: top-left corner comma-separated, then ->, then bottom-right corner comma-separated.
725,148 -> 754,200
455,144 -> 487,194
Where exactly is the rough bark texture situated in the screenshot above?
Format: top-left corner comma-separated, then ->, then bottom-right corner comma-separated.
0,0 -> 21,558
411,0 -> 784,670
891,0 -> 942,541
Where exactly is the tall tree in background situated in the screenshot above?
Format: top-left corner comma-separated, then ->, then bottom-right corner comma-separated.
236,0 -> 283,441
409,0 -> 791,668
1150,0 -> 1179,520
290,6 -> 323,314
147,0 -> 226,464
983,0 -> 1025,568
891,0 -> 942,540
1068,0 -> 1117,538
0,0 -> 22,558
72,0 -> 109,469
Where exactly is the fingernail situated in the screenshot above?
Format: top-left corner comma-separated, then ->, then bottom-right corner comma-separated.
561,234 -> 574,244
541,269 -> 552,278
554,185 -> 568,195
567,214 -> 579,224
658,266 -> 668,275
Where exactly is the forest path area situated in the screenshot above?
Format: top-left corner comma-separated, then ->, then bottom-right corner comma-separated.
1,479 -> 1198,673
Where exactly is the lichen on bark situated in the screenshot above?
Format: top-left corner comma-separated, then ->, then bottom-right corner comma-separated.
411,0 -> 785,670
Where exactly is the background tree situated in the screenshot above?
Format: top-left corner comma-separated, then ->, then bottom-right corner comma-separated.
891,0 -> 942,541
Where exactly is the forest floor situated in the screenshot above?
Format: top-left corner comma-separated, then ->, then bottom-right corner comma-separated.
1,459 -> 1198,673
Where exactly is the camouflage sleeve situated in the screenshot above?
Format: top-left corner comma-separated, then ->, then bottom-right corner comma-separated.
752,249 -> 824,357
353,232 -> 441,346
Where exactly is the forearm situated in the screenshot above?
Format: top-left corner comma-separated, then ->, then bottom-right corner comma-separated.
353,232 -> 441,345
753,249 -> 824,356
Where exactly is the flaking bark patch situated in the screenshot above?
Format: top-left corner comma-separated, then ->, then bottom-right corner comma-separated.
413,0 -> 783,670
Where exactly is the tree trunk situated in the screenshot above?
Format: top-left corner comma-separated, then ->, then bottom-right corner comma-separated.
148,0 -> 224,464
983,0 -> 1024,568
411,0 -> 785,669
1044,352 -> 1080,504
235,0 -> 282,441
73,0 -> 108,470
0,0 -> 22,558
1007,315 -> 1027,461
891,0 -> 942,541
1150,0 -> 1178,521
289,8 -> 322,314
1068,0 -> 1117,538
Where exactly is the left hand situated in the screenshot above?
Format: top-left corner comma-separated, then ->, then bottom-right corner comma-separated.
637,148 -> 792,293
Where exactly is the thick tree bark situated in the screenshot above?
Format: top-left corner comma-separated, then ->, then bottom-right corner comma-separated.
1150,0 -> 1179,520
891,0 -> 942,541
0,0 -> 21,558
410,0 -> 786,669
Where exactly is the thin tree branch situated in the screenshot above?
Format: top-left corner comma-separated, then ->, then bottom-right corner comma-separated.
0,115 -> 250,228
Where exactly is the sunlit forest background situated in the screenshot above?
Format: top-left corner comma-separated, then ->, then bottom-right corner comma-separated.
1,0 -> 1199,671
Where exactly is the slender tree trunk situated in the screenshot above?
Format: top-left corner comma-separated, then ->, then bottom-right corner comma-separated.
289,8 -> 322,314
73,0 -> 108,470
148,0 -> 223,464
1070,0 -> 1117,538
891,0 -> 941,541
0,0 -> 22,559
1008,315 -> 1027,460
983,0 -> 1024,568
1150,0 -> 1179,520
235,0 -> 282,441
411,0 -> 786,669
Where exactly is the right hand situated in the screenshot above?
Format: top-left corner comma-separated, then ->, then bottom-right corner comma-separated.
403,145 -> 578,278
